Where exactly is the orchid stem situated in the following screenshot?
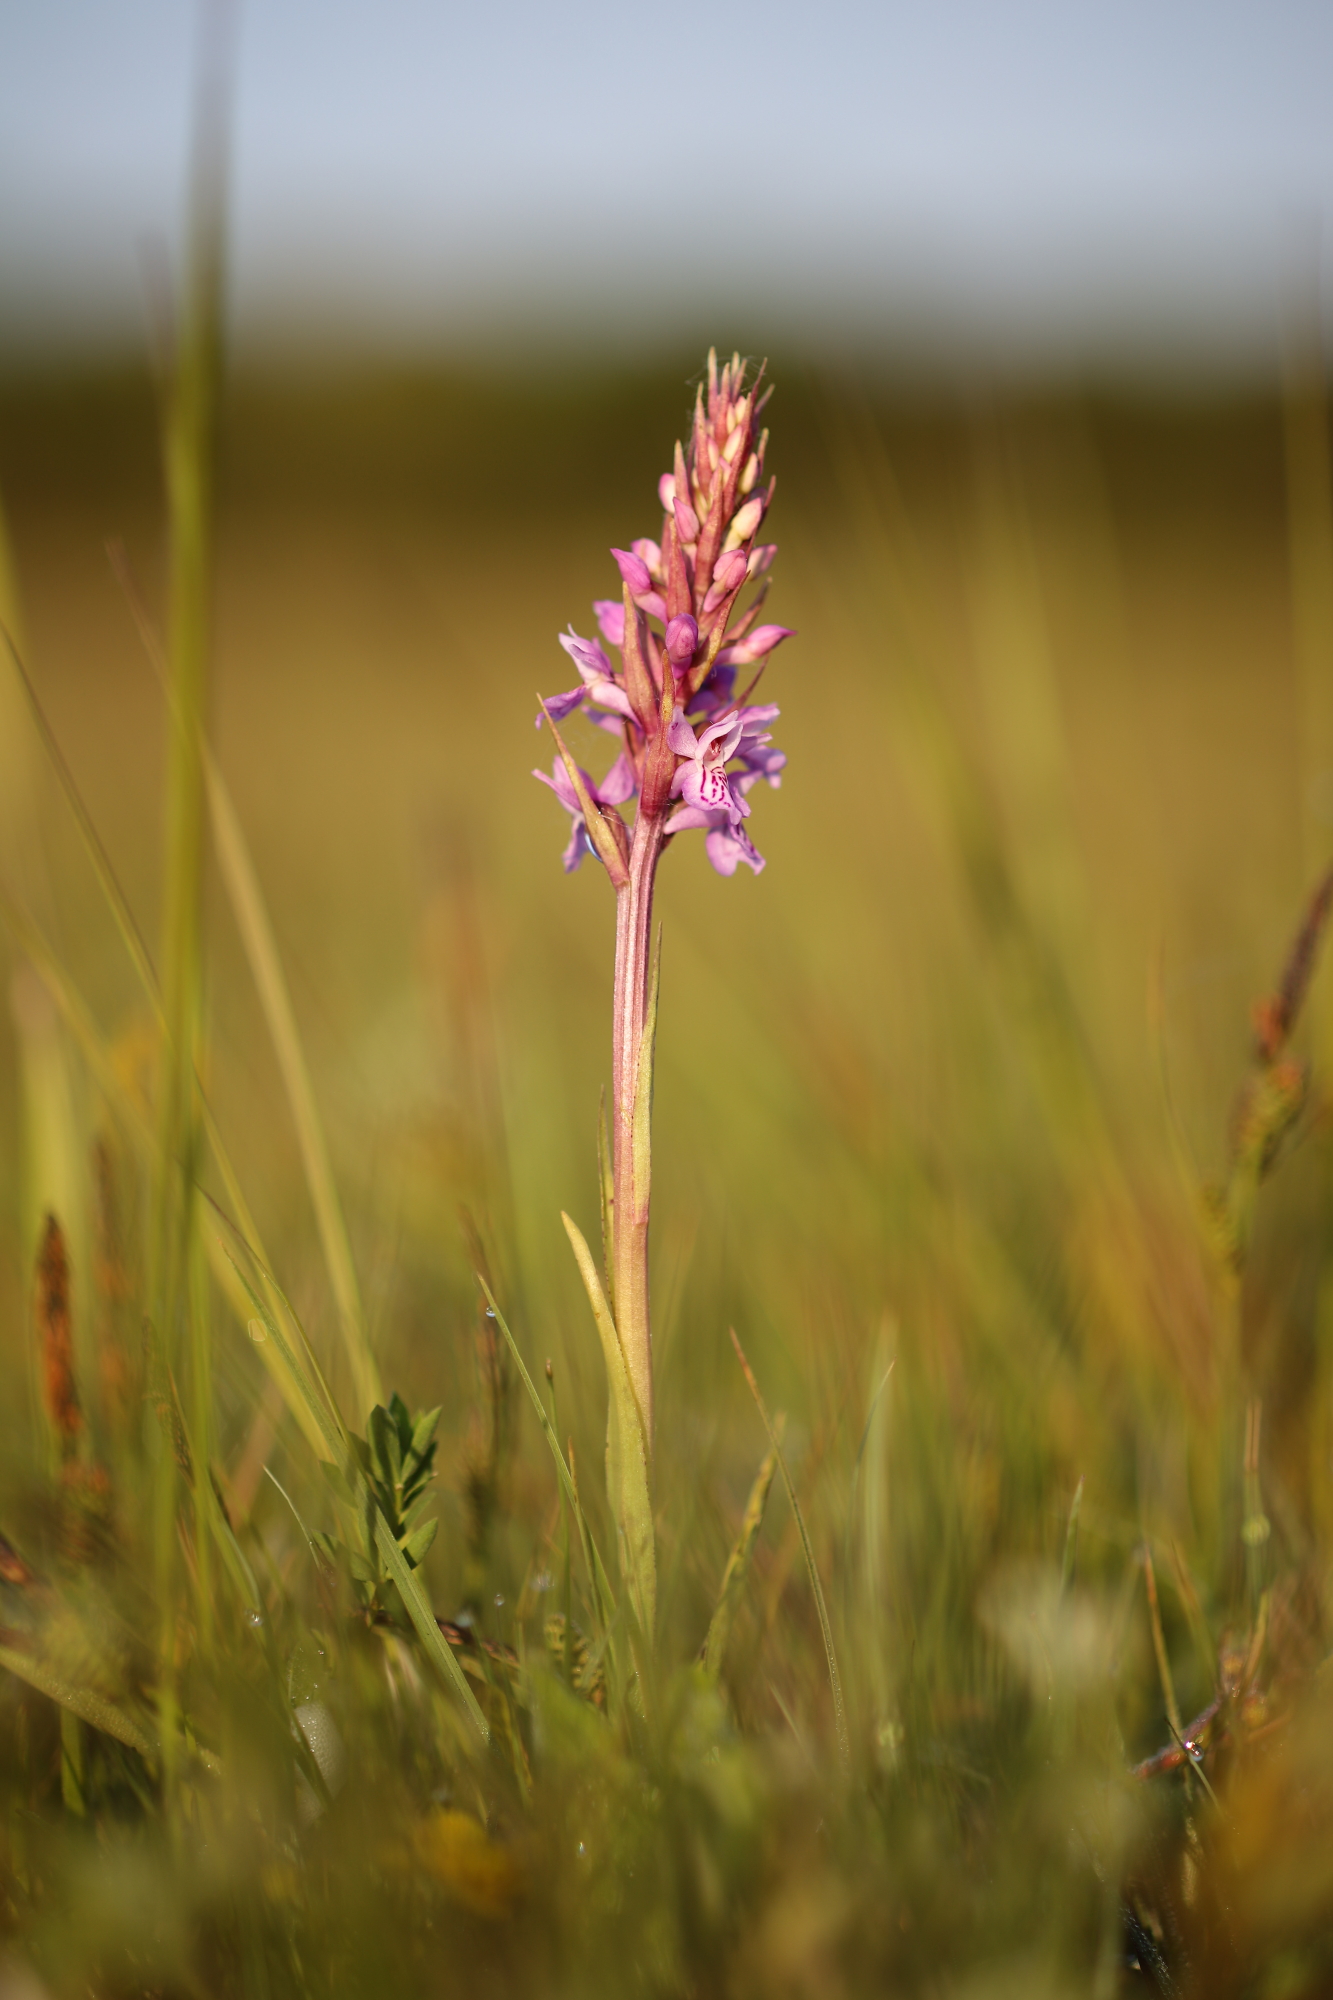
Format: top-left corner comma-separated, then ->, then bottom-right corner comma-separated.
611,807 -> 666,1463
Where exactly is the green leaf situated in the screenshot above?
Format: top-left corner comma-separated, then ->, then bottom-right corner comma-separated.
411,1405 -> 442,1460
370,1510 -> 490,1744
369,1404 -> 402,1490
401,1489 -> 435,1534
561,1211 -> 655,1641
317,1458 -> 356,1511
0,1643 -> 154,1764
597,1086 -> 615,1317
402,1518 -> 439,1567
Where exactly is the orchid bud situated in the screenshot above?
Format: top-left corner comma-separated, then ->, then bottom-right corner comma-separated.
748,543 -> 777,578
612,546 -> 654,596
701,547 -> 748,614
674,496 -> 700,545
631,537 -> 662,579
658,473 -> 676,511
717,623 -> 794,669
730,495 -> 765,544
665,614 -> 698,668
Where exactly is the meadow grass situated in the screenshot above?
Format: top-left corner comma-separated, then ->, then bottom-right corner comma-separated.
0,349 -> 1331,1996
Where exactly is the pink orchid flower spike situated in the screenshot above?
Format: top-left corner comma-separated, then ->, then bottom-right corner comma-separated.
527,351 -> 794,1578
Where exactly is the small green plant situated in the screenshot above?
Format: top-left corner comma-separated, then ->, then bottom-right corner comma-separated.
312,1395 -> 442,1623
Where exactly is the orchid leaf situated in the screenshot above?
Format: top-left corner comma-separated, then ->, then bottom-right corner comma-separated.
562,1211 -> 655,1640
597,1085 -> 615,1315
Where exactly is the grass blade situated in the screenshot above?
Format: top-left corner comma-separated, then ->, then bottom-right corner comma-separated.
109,540 -> 382,1427
730,1328 -> 850,1775
0,1644 -> 154,1763
475,1275 -> 618,1631
205,763 -> 381,1420
703,1422 -> 783,1683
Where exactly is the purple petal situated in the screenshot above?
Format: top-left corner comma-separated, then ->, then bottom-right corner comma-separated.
534,758 -> 585,815
701,547 -> 749,614
559,626 -> 614,682
594,598 -> 626,645
716,625 -> 795,669
631,537 -> 662,579
584,678 -> 637,723
664,800 -> 717,835
705,822 -> 765,876
562,819 -> 592,873
611,546 -> 653,596
681,760 -> 737,817
697,712 -> 746,762
595,750 -> 638,806
674,496 -> 701,544
737,745 -> 786,787
537,686 -> 586,727
666,710 -> 699,757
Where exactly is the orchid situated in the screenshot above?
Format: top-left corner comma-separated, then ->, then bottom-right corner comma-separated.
528,352 -> 793,1637
533,750 -> 636,873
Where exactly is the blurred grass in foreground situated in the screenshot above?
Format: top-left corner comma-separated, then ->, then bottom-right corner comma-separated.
0,351 -> 1332,1994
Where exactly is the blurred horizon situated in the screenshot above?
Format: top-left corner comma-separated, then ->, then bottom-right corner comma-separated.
3,0 -> 1333,379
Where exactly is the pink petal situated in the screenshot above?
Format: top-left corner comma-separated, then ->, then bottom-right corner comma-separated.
665,613 -> 698,667
674,496 -> 700,544
537,687 -> 586,727
611,546 -> 654,596
666,710 -> 699,756
559,627 -> 614,682
595,750 -> 638,806
705,823 -> 765,876
716,625 -> 795,669
594,598 -> 626,645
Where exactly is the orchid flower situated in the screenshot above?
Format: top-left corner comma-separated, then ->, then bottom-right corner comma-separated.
527,353 -> 794,1621
532,750 -> 637,873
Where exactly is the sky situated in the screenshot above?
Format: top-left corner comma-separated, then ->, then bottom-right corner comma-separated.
2,0 -> 1332,365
